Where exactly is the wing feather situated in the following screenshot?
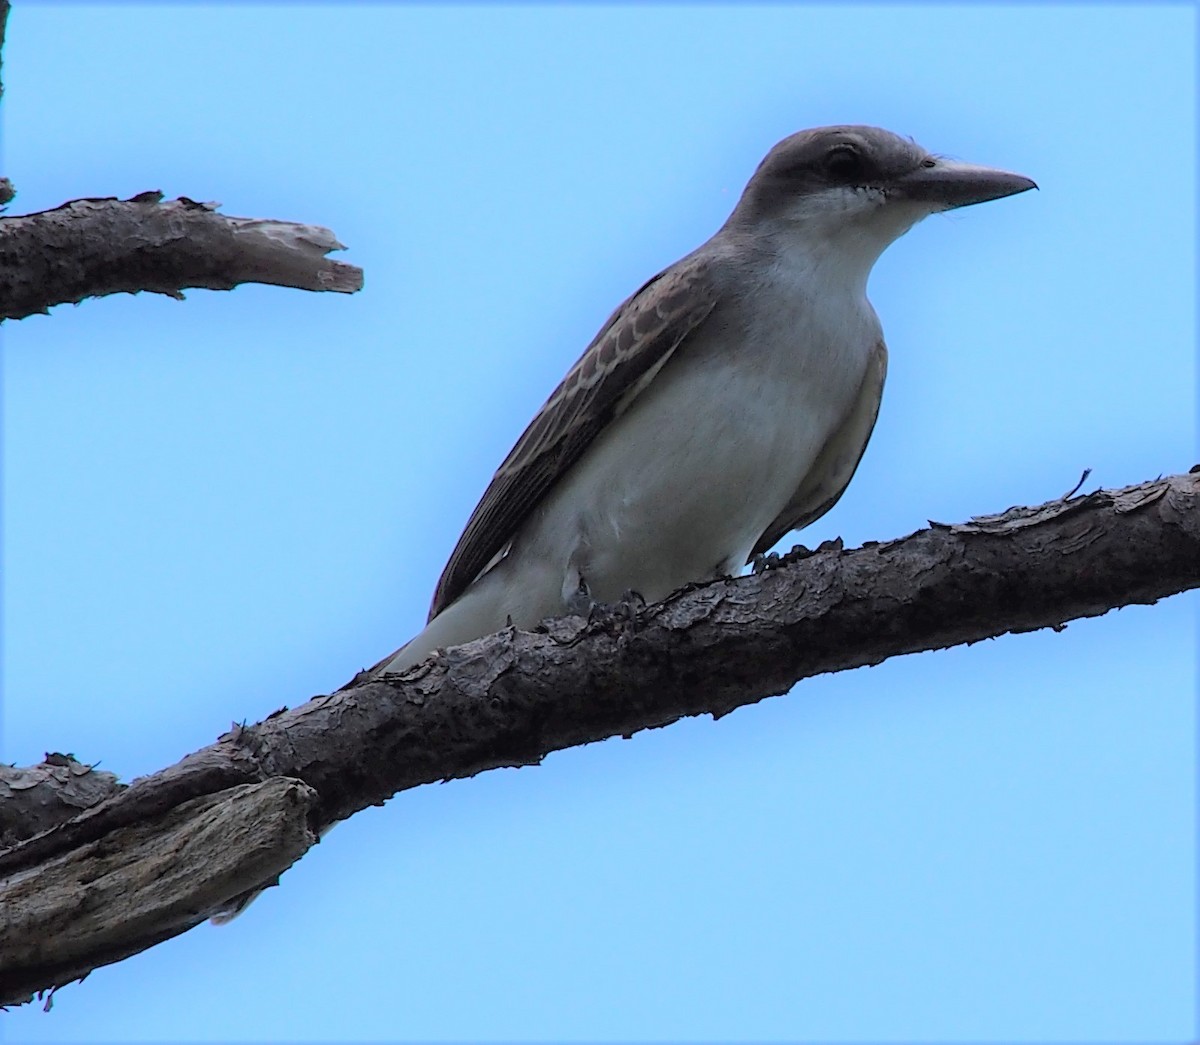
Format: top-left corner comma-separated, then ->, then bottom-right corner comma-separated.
429,255 -> 720,619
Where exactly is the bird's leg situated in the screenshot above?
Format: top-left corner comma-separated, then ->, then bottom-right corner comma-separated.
751,551 -> 783,574
753,542 -> 824,573
565,573 -> 648,633
588,587 -> 647,651
564,574 -> 595,617
609,588 -> 648,621
586,586 -> 647,624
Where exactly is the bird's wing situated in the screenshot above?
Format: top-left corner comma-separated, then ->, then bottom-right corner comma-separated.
749,339 -> 888,559
429,253 -> 721,619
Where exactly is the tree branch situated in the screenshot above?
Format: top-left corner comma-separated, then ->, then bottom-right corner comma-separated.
0,193 -> 363,320
0,755 -> 124,849
1,470 -> 1197,1005
2,779 -> 316,1009
0,0 -> 13,209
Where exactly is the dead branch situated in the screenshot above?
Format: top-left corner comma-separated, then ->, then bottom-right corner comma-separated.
1,469 -> 1197,1006
0,193 -> 363,320
0,755 -> 124,849
2,779 -> 316,1007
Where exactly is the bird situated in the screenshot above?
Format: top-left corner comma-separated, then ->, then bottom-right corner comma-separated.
373,125 -> 1035,675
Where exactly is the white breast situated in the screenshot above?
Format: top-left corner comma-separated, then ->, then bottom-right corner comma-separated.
506,242 -> 881,617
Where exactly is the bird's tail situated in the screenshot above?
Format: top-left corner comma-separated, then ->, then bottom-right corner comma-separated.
366,568 -> 517,676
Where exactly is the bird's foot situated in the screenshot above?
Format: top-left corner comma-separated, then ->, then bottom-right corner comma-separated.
752,545 -> 818,572
758,540 -> 838,571
751,551 -> 784,574
586,587 -> 647,626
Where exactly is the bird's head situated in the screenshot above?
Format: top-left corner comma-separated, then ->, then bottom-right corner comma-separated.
730,125 -> 1036,277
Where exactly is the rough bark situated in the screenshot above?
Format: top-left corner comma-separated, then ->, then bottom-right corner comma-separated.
1,469 -> 1197,1006
0,193 -> 363,320
0,755 -> 125,849
1,779 -> 316,1008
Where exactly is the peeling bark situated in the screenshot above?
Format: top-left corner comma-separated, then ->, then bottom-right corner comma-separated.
0,755 -> 124,849
1,779 -> 316,1007
0,193 -> 363,320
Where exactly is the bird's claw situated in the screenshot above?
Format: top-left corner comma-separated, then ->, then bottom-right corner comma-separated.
586,587 -> 646,626
752,551 -> 782,574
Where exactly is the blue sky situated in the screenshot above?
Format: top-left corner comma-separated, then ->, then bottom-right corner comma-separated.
2,3 -> 1195,1041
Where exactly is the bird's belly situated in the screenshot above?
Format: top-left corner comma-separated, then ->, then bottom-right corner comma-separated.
514,334 -> 870,610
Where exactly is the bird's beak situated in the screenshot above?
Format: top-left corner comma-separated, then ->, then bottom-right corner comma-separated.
892,159 -> 1037,210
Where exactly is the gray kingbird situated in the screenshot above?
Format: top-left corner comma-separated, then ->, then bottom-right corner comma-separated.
375,125 -> 1035,674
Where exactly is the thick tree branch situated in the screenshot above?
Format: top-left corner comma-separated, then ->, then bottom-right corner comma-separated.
0,193 -> 363,320
0,0 -> 12,209
2,779 -> 316,1008
1,470 -> 1197,1005
0,755 -> 124,849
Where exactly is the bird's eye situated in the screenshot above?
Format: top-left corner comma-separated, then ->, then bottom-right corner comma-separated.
823,144 -> 864,180
921,157 -> 937,168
